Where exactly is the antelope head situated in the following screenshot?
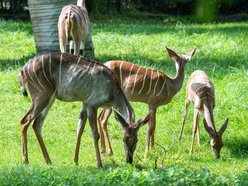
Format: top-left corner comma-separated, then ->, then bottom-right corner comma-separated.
166,47 -> 196,73
114,110 -> 151,164
203,118 -> 228,159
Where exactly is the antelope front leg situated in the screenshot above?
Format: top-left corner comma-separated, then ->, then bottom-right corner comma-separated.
179,100 -> 190,140
20,96 -> 51,164
88,107 -> 103,168
98,108 -> 113,156
98,110 -> 106,154
74,107 -> 87,165
20,117 -> 31,164
190,109 -> 199,155
144,108 -> 156,158
197,121 -> 200,145
32,96 -> 55,164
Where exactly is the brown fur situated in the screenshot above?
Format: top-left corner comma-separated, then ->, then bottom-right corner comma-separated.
18,53 -> 151,167
179,70 -> 228,158
58,4 -> 90,56
98,47 -> 196,157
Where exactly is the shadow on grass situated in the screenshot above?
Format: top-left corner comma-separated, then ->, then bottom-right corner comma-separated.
0,54 -> 35,70
1,17 -> 247,74
0,18 -> 33,35
225,138 -> 248,159
96,52 -> 248,78
93,20 -> 248,36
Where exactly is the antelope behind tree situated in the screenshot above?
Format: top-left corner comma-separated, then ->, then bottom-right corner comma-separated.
178,70 -> 228,158
98,47 -> 196,157
58,0 -> 90,56
18,53 -> 151,168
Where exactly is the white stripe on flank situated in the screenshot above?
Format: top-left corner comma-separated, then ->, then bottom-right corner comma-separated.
27,62 -> 35,85
76,61 -> 91,76
153,71 -> 160,96
125,64 -> 134,91
156,77 -> 166,97
49,54 -> 52,79
33,57 -> 47,92
86,61 -> 92,71
119,61 -> 124,86
146,70 -> 153,95
25,63 -> 39,91
42,55 -> 53,89
91,63 -> 96,73
131,66 -> 141,94
73,56 -> 81,73
138,68 -> 148,95
59,54 -> 63,85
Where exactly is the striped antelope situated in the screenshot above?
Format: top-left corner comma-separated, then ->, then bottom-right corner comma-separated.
178,70 -> 228,158
58,3 -> 90,56
18,53 -> 151,168
98,47 -> 196,157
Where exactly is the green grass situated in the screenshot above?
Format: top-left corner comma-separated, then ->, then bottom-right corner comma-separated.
0,15 -> 248,185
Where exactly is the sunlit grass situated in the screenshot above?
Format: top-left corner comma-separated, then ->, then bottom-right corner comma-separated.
0,16 -> 248,185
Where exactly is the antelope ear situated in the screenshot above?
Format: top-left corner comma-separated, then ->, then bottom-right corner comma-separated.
218,118 -> 228,136
135,111 -> 152,129
203,119 -> 216,138
166,47 -> 180,62
183,48 -> 197,61
113,110 -> 128,129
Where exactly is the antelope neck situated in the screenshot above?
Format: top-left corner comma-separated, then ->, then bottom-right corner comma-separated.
114,88 -> 135,124
170,67 -> 186,93
204,104 -> 217,134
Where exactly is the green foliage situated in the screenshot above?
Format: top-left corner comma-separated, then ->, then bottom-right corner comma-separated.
0,16 -> 248,185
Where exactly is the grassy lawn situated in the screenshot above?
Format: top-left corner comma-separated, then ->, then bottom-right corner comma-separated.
0,15 -> 248,185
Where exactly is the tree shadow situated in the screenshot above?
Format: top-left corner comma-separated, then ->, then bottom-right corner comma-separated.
0,54 -> 35,70
93,18 -> 248,36
0,18 -> 33,35
96,52 -> 248,79
2,17 -> 247,73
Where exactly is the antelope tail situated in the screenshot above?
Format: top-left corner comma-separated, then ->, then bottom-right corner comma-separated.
18,69 -> 28,97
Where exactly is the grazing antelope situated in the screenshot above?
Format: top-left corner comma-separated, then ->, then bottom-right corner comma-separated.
58,2 -> 90,56
98,47 -> 196,157
18,53 -> 151,168
178,70 -> 228,158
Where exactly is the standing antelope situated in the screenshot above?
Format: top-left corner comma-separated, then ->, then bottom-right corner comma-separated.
58,2 -> 90,56
18,53 -> 151,168
178,70 -> 228,158
98,47 -> 196,157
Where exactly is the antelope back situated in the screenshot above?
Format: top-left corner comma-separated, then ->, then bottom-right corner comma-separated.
187,70 -> 215,110
21,53 -> 121,105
